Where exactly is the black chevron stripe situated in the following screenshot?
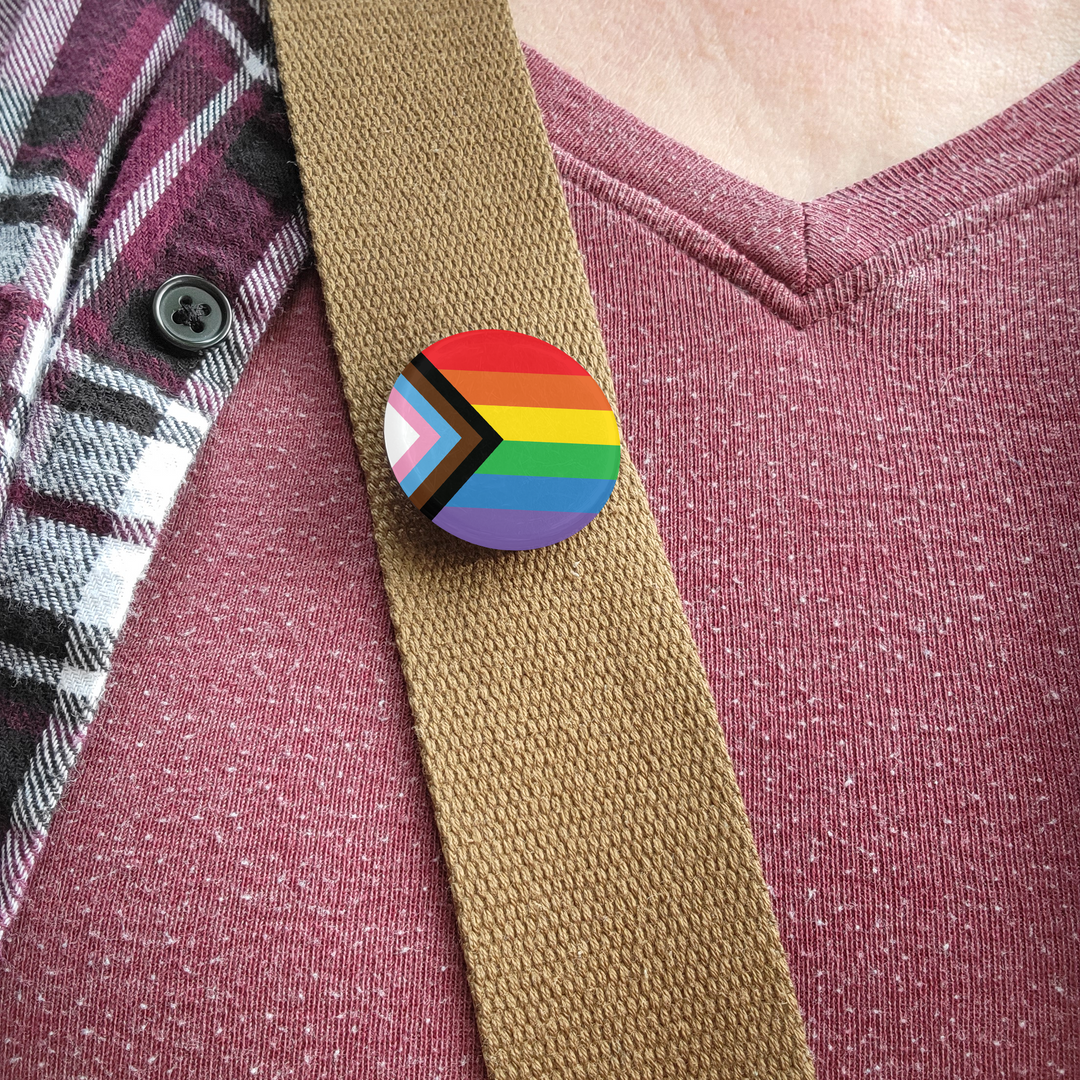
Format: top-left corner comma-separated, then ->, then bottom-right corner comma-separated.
410,353 -> 502,519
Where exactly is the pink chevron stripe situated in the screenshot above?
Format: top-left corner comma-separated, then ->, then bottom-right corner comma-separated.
388,386 -> 440,481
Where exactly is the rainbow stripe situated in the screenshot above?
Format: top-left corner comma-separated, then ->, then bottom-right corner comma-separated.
384,330 -> 620,550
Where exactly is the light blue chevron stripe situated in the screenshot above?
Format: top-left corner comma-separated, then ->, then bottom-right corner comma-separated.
393,375 -> 462,496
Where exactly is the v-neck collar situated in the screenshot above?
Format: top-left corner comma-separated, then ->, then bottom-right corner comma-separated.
525,48 -> 1080,327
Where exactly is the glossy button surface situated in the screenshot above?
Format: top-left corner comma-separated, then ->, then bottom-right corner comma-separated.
384,329 -> 621,550
152,275 -> 233,353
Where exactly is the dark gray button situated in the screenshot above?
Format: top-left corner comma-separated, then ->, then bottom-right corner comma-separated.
151,275 -> 233,353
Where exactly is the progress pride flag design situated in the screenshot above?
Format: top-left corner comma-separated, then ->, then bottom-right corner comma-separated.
384,330 -> 620,550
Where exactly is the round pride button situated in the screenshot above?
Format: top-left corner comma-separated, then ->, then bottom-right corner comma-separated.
383,330 -> 621,550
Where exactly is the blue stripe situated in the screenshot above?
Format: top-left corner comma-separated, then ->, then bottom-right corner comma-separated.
444,473 -> 616,514
393,375 -> 461,495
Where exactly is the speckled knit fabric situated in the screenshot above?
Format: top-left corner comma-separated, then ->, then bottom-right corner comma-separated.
0,28 -> 1077,1080
0,0 -> 307,938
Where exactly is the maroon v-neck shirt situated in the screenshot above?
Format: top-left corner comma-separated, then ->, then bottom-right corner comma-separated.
3,50 -> 1077,1080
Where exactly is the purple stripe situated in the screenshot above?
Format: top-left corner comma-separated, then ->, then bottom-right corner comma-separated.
432,505 -> 598,551
10,479 -> 115,536
8,478 -> 156,545
0,0 -> 81,169
0,698 -> 50,738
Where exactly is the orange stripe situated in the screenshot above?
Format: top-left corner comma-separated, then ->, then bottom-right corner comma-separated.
440,369 -> 611,411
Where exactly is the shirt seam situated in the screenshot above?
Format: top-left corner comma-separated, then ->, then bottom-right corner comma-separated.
556,144 -> 1080,328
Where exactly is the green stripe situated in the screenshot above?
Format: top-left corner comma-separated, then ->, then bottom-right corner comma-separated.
477,440 -> 621,479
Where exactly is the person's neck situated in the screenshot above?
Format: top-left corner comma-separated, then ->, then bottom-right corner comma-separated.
509,0 -> 1080,201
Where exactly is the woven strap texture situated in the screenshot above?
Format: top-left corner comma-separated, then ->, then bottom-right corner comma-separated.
267,2 -> 815,1076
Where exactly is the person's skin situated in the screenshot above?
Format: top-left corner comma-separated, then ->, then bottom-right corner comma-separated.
509,0 -> 1080,201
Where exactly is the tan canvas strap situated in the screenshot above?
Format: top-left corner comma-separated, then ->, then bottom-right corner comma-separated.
267,2 -> 815,1076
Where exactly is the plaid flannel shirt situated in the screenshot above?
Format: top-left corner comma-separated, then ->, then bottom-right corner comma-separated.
0,0 -> 307,940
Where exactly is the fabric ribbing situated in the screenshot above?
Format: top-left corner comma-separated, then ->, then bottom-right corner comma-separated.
267,1 -> 815,1077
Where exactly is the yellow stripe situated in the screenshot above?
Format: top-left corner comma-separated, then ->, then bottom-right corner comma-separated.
475,404 -> 620,445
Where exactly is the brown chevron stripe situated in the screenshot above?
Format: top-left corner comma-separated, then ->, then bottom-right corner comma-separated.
408,353 -> 504,518
402,358 -> 492,511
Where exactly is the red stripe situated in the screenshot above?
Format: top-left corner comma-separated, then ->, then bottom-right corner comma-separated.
424,329 -> 586,376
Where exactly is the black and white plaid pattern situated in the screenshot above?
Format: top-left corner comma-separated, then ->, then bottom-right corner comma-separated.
0,0 -> 309,939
